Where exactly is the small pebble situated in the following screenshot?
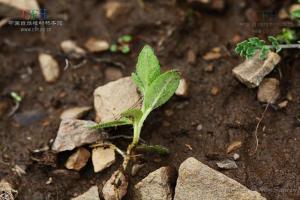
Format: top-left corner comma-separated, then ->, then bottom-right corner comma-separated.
233,153 -> 240,161
105,67 -> 123,81
216,159 -> 238,169
211,86 -> 220,96
38,53 -> 60,83
257,78 -> 280,104
196,124 -> 203,131
175,79 -> 189,97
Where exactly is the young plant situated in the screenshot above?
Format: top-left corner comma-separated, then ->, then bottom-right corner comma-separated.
93,45 -> 180,169
235,34 -> 300,60
110,34 -> 133,54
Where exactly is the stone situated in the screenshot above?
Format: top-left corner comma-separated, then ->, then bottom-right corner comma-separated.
203,47 -> 222,61
226,141 -> 242,154
85,38 -> 109,52
211,86 -> 220,96
132,166 -> 176,200
104,1 -> 122,19
60,106 -> 91,120
52,119 -> 103,152
102,171 -> 128,200
92,146 -> 115,173
105,67 -> 123,81
216,159 -> 238,169
233,153 -> 240,161
71,186 -> 100,200
38,53 -> 60,83
0,0 -> 39,17
0,180 -> 16,200
186,49 -> 196,65
94,77 -> 141,122
60,40 -> 86,59
278,8 -> 289,20
257,78 -> 280,104
65,147 -> 91,171
174,157 -> 266,200
175,79 -> 189,97
232,52 -> 281,88
278,100 -> 288,109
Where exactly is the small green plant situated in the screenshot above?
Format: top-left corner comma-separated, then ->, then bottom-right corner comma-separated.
93,45 -> 180,169
235,34 -> 300,60
110,34 -> 133,54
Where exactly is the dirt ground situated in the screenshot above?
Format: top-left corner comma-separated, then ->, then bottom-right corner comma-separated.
0,0 -> 300,199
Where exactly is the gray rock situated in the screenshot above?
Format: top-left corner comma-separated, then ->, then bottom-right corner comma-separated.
257,78 -> 280,104
94,77 -> 141,122
232,52 -> 281,88
52,119 -> 103,152
65,147 -> 91,171
174,157 -> 266,200
72,186 -> 100,200
216,159 -> 238,169
132,166 -> 176,200
38,53 -> 60,83
60,106 -> 91,120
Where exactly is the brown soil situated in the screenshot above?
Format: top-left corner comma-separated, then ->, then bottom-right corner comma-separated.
0,0 -> 299,199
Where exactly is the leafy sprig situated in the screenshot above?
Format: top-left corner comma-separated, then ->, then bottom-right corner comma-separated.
235,31 -> 300,60
92,45 -> 180,164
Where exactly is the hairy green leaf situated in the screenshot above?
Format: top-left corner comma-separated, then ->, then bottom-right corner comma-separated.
90,118 -> 132,129
143,70 -> 180,112
136,45 -> 160,89
121,108 -> 143,123
131,72 -> 145,94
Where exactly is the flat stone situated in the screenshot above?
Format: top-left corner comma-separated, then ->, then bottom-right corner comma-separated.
60,106 -> 91,120
38,53 -> 60,83
52,119 -> 103,152
175,79 -> 189,97
216,159 -> 238,169
132,166 -> 176,200
85,38 -> 109,52
174,157 -> 266,200
257,78 -> 280,104
92,146 -> 115,173
94,77 -> 141,122
71,186 -> 100,200
65,147 -> 91,171
232,52 -> 281,88
60,40 -> 86,59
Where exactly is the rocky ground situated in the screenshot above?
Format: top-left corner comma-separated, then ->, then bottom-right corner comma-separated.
0,0 -> 300,199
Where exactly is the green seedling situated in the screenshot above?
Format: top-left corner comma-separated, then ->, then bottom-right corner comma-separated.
110,34 -> 133,54
8,92 -> 22,116
10,92 -> 22,103
235,34 -> 300,60
93,45 -> 180,169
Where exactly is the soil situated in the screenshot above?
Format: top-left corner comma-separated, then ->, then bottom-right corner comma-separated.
0,0 -> 300,199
